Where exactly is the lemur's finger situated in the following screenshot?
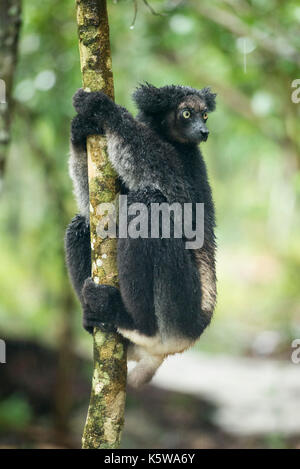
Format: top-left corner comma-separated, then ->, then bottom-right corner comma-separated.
73,88 -> 113,115
72,88 -> 89,113
70,114 -> 104,146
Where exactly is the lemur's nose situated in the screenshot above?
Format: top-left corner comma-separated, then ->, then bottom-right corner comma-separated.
201,130 -> 209,141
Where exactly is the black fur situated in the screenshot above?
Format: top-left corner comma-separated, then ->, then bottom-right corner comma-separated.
132,82 -> 216,115
70,113 -> 104,149
65,83 -> 217,344
65,214 -> 91,303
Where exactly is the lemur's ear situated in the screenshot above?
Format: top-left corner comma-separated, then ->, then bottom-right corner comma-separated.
132,83 -> 172,114
200,87 -> 217,112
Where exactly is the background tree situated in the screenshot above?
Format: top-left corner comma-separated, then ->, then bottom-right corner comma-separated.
0,0 -> 22,182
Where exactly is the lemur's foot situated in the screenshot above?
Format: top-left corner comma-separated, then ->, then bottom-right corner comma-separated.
73,88 -> 113,116
70,113 -> 104,147
82,277 -> 119,333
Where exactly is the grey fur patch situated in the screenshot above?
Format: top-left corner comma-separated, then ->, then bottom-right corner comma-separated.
122,331 -> 194,387
69,143 -> 90,220
193,248 -> 217,316
106,130 -> 162,194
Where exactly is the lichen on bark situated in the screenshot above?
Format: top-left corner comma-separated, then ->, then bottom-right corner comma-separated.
75,0 -> 127,449
82,330 -> 127,449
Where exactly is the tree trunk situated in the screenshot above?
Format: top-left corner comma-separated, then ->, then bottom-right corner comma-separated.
75,0 -> 127,449
0,0 -> 22,182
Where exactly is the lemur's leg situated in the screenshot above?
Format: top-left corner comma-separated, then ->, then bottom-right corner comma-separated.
115,188 -> 166,337
69,113 -> 103,219
65,215 -> 134,333
65,214 -> 94,331
119,186 -> 211,340
65,215 -> 91,301
72,89 -> 188,202
116,232 -> 211,342
117,237 -> 158,337
152,237 -> 212,341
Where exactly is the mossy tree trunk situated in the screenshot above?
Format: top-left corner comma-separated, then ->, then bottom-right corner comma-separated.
0,0 -> 21,182
75,0 -> 127,449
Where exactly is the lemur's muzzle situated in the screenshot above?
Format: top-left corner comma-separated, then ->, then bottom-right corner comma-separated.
194,122 -> 209,142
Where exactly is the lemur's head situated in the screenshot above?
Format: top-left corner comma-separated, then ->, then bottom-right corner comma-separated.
133,83 -> 217,144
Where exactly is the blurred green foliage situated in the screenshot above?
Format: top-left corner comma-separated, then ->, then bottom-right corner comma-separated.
0,395 -> 32,431
0,0 -> 300,357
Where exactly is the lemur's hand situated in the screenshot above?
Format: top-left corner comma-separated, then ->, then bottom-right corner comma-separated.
73,88 -> 113,116
70,113 -> 104,147
82,277 -> 118,332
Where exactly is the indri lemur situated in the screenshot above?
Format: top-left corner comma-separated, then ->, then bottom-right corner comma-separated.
65,84 -> 217,387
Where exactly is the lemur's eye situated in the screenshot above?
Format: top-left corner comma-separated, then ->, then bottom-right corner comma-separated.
182,110 -> 191,119
203,112 -> 208,120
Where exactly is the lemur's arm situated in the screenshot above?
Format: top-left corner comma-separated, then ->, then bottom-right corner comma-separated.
72,89 -> 189,202
68,113 -> 102,219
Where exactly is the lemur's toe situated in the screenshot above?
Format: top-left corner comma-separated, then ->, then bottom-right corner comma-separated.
82,277 -> 118,322
83,303 -> 115,334
71,114 -> 103,146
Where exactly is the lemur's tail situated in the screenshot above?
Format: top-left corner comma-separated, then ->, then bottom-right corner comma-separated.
127,348 -> 164,388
